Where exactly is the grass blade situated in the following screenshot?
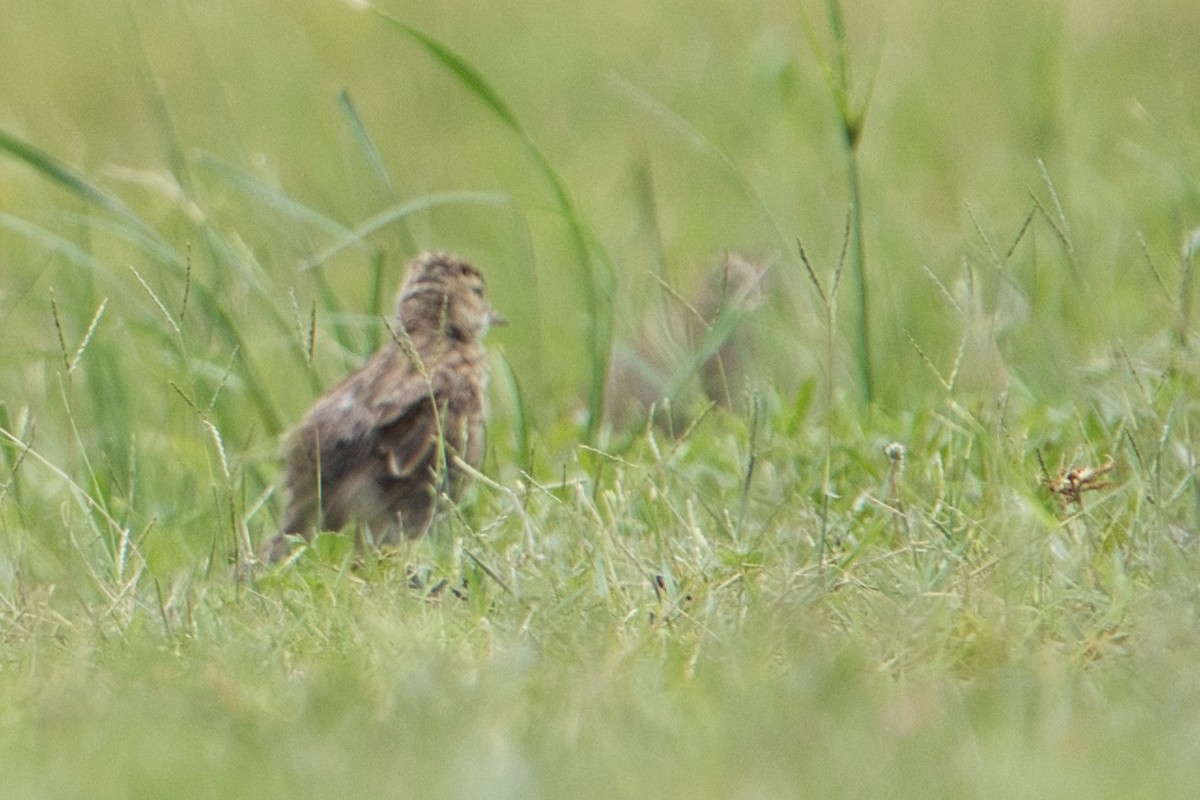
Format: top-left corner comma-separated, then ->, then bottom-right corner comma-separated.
301,190 -> 511,271
0,128 -> 159,241
195,151 -> 363,244
372,15 -> 522,131
336,86 -> 396,195
0,213 -> 155,320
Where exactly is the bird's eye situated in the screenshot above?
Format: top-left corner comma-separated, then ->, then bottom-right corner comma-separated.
471,285 -> 484,298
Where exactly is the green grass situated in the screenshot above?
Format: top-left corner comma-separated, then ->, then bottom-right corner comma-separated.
3,0 -> 1200,797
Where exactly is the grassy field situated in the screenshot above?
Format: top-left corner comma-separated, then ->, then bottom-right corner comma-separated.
2,0 -> 1200,797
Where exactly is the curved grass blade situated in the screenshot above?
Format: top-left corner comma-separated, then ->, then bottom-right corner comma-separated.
0,213 -> 157,320
0,129 -> 161,243
372,15 -> 522,131
195,150 -> 363,245
301,190 -> 511,271
336,86 -> 397,196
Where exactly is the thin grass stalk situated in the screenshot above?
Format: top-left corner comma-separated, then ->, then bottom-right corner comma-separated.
801,0 -> 873,404
798,222 -> 845,583
843,147 -> 870,403
826,0 -> 872,405
0,132 -> 289,435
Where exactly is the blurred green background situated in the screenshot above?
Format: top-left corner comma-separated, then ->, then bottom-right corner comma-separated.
2,3 -> 1200,798
4,0 -> 1197,417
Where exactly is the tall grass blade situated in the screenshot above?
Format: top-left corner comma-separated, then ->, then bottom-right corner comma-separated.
799,0 -> 873,405
68,213 -> 187,274
301,190 -> 510,271
336,87 -> 396,196
123,5 -> 192,190
195,151 -> 362,244
0,129 -> 159,242
4,208 -> 293,435
371,16 -> 521,129
0,213 -> 154,319
335,86 -> 418,259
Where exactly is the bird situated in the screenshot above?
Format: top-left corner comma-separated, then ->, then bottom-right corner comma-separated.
603,252 -> 767,433
262,251 -> 503,563
690,252 -> 768,413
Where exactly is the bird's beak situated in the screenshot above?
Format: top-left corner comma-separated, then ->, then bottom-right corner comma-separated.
488,309 -> 509,327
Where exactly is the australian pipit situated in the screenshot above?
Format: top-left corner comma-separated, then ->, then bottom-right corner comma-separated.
263,251 -> 502,562
604,252 -> 767,432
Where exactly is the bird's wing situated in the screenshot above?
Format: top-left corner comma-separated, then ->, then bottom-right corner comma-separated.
374,394 -> 441,478
367,358 -> 461,479
300,350 -> 462,484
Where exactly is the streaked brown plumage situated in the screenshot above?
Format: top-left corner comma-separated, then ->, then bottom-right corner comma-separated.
263,251 -> 502,562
